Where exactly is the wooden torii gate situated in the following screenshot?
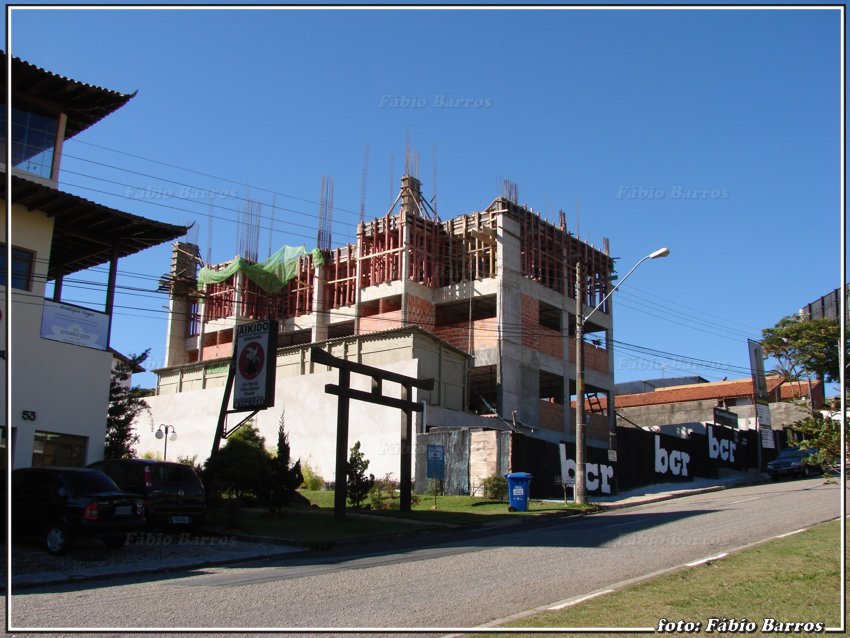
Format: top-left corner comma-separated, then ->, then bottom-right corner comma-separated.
311,347 -> 434,519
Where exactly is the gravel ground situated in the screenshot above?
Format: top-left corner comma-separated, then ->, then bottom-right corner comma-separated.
6,531 -> 302,585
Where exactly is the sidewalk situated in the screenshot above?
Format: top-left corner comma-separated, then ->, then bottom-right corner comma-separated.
593,469 -> 769,508
8,470 -> 768,591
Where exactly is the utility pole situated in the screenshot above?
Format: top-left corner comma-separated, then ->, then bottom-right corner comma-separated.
573,247 -> 670,506
575,261 -> 587,504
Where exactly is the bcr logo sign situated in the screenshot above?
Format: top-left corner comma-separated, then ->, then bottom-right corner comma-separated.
654,435 -> 691,477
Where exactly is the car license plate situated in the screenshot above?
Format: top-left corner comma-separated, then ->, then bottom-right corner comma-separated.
170,516 -> 190,524
115,505 -> 131,516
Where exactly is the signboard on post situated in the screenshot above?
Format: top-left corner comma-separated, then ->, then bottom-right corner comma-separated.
713,407 -> 739,429
233,320 -> 278,411
40,300 -> 109,350
426,444 -> 445,480
755,400 -> 775,449
747,339 -> 769,401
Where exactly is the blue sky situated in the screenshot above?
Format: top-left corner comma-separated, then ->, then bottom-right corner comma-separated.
9,6 -> 844,391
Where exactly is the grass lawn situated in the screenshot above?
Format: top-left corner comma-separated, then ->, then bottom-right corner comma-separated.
477,519 -> 843,637
205,490 -> 597,543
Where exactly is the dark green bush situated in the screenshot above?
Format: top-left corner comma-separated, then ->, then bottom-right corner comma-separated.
481,473 -> 507,500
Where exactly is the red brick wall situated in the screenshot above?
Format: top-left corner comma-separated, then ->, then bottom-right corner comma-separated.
433,317 -> 499,353
568,337 -> 610,373
538,400 -> 565,432
359,310 -> 403,334
521,294 -> 564,359
407,295 -> 435,332
202,343 -> 232,360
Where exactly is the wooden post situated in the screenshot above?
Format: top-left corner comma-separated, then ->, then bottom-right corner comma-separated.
334,367 -> 351,519
400,383 -> 413,512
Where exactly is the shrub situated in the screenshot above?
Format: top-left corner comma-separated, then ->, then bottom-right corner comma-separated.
205,423 -> 272,502
369,473 -> 398,510
300,461 -> 325,491
481,473 -> 507,500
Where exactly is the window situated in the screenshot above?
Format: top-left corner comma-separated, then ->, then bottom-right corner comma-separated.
0,244 -> 35,290
0,106 -> 59,179
32,431 -> 88,467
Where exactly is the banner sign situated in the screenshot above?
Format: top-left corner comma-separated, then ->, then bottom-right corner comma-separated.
233,320 -> 278,411
713,407 -> 739,429
559,442 -> 615,494
747,339 -> 769,401
40,300 -> 109,350
707,425 -> 739,468
755,401 -> 771,427
426,444 -> 445,480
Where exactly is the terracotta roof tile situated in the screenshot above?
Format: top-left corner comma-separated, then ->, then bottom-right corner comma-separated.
578,377 -> 823,411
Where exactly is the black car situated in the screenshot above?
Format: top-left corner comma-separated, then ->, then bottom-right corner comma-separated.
88,459 -> 206,530
766,447 -> 820,480
12,467 -> 145,555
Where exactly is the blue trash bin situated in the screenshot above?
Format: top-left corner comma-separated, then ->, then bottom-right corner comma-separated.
505,472 -> 533,512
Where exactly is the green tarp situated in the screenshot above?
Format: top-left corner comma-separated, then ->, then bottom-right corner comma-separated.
197,245 -> 325,294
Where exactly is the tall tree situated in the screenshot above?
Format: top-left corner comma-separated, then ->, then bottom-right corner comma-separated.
761,316 -> 842,384
268,411 -> 304,510
105,349 -> 150,459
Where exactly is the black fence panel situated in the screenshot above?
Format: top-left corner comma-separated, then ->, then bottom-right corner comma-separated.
509,435 -> 563,499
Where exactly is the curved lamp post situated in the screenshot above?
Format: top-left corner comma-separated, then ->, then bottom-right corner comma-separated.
574,247 -> 670,504
154,424 -> 177,461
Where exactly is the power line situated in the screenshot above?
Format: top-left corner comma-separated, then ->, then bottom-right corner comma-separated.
66,137 -> 364,217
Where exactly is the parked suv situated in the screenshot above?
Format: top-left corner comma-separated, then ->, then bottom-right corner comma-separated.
12,467 -> 145,555
88,459 -> 206,530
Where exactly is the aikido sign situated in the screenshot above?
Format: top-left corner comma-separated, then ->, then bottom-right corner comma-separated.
233,320 -> 277,411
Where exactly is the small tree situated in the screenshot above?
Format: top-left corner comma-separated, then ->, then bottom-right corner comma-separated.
268,411 -> 305,510
346,441 -> 375,508
789,412 -> 842,471
105,349 -> 151,459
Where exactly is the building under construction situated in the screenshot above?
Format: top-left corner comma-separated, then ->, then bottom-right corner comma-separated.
149,175 -> 616,493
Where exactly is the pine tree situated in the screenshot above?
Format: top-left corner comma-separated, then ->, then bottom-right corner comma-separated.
346,440 -> 375,508
105,349 -> 151,459
268,411 -> 305,510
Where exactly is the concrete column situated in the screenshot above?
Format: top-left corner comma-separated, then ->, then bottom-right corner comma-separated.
311,263 -> 329,342
496,212 -> 522,419
164,242 -> 199,367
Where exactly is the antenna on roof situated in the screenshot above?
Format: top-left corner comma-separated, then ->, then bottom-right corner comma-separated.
317,175 -> 334,251
359,144 -> 369,226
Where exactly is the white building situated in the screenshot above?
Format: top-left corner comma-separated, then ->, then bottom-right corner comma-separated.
4,54 -> 185,469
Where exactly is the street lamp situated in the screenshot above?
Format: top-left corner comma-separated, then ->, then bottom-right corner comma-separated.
574,247 -> 669,504
154,424 -> 177,461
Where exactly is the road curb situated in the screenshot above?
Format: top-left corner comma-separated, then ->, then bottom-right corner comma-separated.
8,547 -> 306,592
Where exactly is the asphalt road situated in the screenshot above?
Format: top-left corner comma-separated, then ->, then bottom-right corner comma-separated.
6,477 -> 843,634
